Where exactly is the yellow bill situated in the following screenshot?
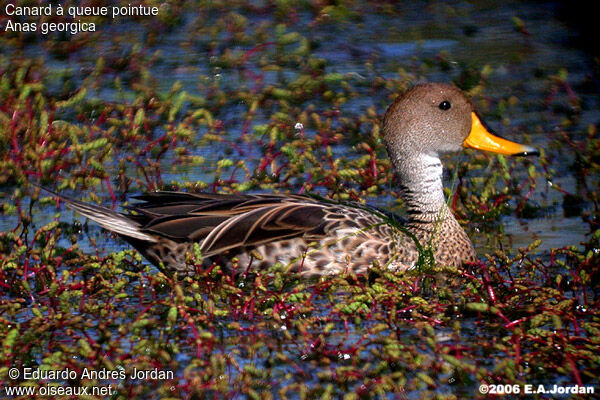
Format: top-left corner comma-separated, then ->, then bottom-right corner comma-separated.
463,112 -> 539,156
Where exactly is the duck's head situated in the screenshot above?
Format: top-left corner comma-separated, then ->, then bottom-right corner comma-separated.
382,83 -> 539,159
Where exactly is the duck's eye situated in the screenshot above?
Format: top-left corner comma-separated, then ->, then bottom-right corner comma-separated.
439,100 -> 451,110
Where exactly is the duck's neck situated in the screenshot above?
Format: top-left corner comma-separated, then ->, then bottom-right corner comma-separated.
394,153 -> 451,224
392,152 -> 476,266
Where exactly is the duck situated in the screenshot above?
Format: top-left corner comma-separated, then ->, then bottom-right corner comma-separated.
40,83 -> 538,276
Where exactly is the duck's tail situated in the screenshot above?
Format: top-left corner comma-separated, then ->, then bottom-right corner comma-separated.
33,184 -> 157,243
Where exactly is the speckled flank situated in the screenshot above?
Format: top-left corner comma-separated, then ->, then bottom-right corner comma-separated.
135,201 -> 419,277
224,206 -> 412,276
51,83 -> 532,276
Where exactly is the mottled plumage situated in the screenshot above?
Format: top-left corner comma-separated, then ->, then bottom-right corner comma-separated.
40,83 -> 538,276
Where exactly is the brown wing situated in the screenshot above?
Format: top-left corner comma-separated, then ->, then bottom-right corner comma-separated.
128,192 -> 329,256
39,186 -> 397,262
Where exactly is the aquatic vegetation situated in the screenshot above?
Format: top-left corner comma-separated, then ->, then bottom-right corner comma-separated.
1,0 -> 599,399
